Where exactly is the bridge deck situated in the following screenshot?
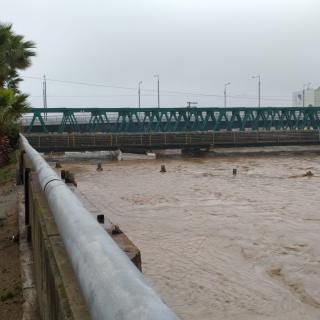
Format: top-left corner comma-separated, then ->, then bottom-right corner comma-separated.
24,130 -> 320,152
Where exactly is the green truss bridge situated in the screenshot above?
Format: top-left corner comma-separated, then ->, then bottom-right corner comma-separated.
22,107 -> 320,134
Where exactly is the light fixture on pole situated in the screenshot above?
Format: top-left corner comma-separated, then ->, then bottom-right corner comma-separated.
43,74 -> 47,120
154,74 -> 160,108
138,81 -> 142,110
224,82 -> 231,107
252,75 -> 261,108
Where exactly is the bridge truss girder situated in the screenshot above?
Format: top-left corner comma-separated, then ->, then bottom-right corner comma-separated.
25,107 -> 320,133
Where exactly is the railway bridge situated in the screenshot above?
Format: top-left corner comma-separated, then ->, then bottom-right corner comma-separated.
22,107 -> 320,152
23,107 -> 320,133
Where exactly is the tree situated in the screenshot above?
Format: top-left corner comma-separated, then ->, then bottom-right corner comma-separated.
0,23 -> 36,88
0,23 -> 35,166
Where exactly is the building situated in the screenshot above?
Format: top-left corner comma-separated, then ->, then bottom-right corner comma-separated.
292,87 -> 320,107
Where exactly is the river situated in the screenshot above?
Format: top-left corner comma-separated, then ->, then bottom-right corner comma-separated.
61,149 -> 320,319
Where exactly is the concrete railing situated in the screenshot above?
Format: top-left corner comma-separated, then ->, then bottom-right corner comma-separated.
19,134 -> 178,320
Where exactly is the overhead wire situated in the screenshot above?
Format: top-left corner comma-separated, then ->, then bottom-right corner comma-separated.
22,75 -> 292,102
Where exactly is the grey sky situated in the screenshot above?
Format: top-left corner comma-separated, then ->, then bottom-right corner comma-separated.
2,0 -> 320,108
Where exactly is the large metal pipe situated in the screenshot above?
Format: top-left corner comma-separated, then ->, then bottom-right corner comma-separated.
20,134 -> 178,320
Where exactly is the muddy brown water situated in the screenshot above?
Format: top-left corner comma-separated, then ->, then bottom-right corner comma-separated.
64,151 -> 320,319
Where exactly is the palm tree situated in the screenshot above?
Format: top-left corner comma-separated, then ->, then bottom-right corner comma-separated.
0,23 -> 36,88
0,23 -> 36,166
0,89 -> 18,165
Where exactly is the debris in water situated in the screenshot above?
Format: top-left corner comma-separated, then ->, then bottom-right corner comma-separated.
96,162 -> 103,171
65,171 -> 77,187
111,224 -> 122,234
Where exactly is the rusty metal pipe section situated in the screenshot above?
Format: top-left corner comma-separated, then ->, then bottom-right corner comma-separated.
19,134 -> 178,320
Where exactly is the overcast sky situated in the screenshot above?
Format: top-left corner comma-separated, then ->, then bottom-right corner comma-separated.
2,0 -> 320,108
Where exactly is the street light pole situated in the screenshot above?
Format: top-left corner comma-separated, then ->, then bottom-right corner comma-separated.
258,76 -> 261,108
154,74 -> 160,108
303,82 -> 311,107
43,74 -> 47,120
224,82 -> 231,107
138,81 -> 142,110
252,75 -> 261,108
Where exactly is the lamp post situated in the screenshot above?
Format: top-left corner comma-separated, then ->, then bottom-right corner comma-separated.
154,74 -> 160,108
43,74 -> 47,120
138,81 -> 142,110
224,82 -> 231,107
252,75 -> 261,108
303,82 -> 311,107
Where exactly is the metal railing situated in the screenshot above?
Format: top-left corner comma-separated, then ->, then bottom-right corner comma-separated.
20,134 -> 178,320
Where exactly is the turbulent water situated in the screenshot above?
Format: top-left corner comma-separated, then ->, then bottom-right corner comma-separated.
65,150 -> 320,319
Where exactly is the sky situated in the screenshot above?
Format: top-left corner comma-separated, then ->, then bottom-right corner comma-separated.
1,0 -> 320,108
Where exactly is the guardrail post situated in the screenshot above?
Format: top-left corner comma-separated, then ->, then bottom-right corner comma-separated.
17,150 -> 25,185
24,168 -> 30,225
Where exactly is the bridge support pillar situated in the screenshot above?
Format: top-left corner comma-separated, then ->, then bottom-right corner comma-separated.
110,149 -> 123,161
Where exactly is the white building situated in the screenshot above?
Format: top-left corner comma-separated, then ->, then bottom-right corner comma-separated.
292,87 -> 320,107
